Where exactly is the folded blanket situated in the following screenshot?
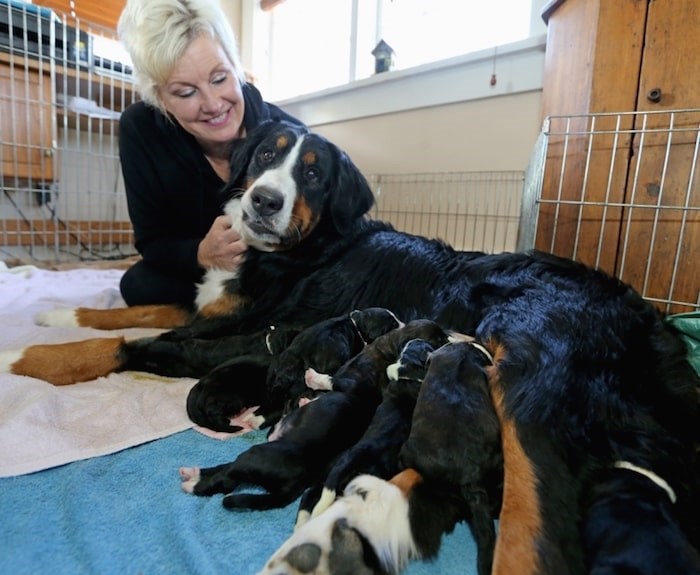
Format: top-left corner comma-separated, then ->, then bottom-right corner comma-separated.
0,264 -> 196,477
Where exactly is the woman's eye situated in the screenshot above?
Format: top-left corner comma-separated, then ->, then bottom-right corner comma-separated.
212,73 -> 227,85
176,89 -> 195,98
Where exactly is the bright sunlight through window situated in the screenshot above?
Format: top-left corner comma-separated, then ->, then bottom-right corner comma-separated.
266,0 -> 533,101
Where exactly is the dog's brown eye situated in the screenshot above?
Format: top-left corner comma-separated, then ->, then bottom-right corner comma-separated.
304,167 -> 319,181
260,149 -> 276,163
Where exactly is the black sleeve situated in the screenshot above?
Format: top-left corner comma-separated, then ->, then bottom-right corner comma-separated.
118,103 -> 207,282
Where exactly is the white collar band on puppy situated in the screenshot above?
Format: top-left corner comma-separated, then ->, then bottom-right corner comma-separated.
613,460 -> 677,504
469,341 -> 494,365
349,311 -> 369,346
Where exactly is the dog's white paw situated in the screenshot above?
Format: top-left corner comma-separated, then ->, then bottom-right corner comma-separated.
304,368 -> 332,391
0,349 -> 23,373
179,467 -> 201,493
34,308 -> 79,327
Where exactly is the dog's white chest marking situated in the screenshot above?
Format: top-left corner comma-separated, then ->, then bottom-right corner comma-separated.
195,269 -> 238,311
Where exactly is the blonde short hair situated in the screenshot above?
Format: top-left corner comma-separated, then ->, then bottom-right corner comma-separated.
118,0 -> 247,112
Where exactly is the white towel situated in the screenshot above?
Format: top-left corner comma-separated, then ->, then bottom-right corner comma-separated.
0,264 -> 196,477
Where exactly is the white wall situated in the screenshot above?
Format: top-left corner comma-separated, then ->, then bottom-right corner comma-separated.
233,2 -> 549,176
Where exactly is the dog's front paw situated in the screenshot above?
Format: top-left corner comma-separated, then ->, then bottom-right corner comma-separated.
34,308 -> 79,327
179,467 -> 201,493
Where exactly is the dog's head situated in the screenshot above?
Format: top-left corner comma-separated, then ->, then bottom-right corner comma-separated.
221,120 -> 375,252
257,473 -> 420,575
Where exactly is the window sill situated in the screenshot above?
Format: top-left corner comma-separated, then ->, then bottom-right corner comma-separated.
275,34 -> 546,126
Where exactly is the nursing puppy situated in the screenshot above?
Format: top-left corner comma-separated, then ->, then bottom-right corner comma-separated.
258,469 -> 464,575
185,308 -> 400,433
180,389 -> 377,511
304,319 -> 449,398
303,338 -> 435,523
181,321 -> 447,511
259,307 -> 403,426
400,340 -> 502,575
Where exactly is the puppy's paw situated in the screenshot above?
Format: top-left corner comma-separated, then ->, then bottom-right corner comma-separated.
179,467 -> 201,493
34,308 -> 79,327
304,368 -> 332,391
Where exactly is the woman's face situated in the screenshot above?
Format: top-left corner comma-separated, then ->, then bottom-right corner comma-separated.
161,34 -> 245,153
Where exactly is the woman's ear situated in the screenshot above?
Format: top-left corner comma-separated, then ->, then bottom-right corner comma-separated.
329,147 -> 375,234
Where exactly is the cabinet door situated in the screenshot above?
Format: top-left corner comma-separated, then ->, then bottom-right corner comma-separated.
0,60 -> 55,182
617,0 -> 700,311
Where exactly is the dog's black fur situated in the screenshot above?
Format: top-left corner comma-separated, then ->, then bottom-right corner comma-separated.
400,341 -> 502,575
581,452 -> 700,574
175,121 -> 698,573
38,120 -> 697,571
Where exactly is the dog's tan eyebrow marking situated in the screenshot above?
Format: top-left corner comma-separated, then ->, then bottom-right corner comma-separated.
276,135 -> 289,149
302,151 -> 317,165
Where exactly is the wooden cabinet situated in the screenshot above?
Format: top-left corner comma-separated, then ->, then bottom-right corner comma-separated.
0,56 -> 55,182
537,0 -> 700,312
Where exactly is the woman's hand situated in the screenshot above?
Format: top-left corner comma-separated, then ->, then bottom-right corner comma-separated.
197,215 -> 247,271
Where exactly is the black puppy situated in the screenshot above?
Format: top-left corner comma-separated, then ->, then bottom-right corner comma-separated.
185,309 -> 400,433
180,389 -> 377,511
582,459 -> 700,574
185,326 -> 300,432
400,340 -> 503,575
180,321 -> 448,511
258,307 -> 403,427
305,319 -> 449,398
300,338 -> 436,524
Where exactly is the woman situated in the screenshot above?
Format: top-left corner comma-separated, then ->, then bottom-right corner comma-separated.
117,0 -> 302,306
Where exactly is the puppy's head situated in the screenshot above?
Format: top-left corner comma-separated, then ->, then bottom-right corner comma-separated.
350,307 -> 403,343
386,338 -> 435,382
258,473 -> 420,575
222,121 -> 375,252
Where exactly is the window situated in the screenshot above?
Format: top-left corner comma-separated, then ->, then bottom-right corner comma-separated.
259,0 -> 538,101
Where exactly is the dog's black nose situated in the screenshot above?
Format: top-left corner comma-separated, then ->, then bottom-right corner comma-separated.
250,186 -> 284,217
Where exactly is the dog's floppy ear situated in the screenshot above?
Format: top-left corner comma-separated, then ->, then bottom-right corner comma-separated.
328,146 -> 375,234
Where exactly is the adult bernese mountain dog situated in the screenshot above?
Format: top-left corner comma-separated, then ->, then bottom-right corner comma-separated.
1,120 -> 698,574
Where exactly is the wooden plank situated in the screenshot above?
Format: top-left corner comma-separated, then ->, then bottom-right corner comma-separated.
0,219 -> 133,246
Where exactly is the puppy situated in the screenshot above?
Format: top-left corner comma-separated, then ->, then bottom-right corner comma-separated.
303,338 -> 435,523
258,469 -> 464,575
180,389 -> 377,511
259,307 -> 403,427
305,319 -> 449,397
581,461 -> 700,574
399,341 -> 502,575
185,309 -> 400,434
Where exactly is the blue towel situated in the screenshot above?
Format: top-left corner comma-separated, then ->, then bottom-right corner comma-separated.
1,429 -> 478,574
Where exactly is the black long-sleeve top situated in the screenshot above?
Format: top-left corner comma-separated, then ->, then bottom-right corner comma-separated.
118,82 -> 302,283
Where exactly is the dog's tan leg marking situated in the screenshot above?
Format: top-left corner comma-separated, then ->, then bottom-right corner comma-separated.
76,305 -> 191,329
197,293 -> 246,319
10,337 -> 126,385
389,468 -> 423,496
486,342 -> 541,575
